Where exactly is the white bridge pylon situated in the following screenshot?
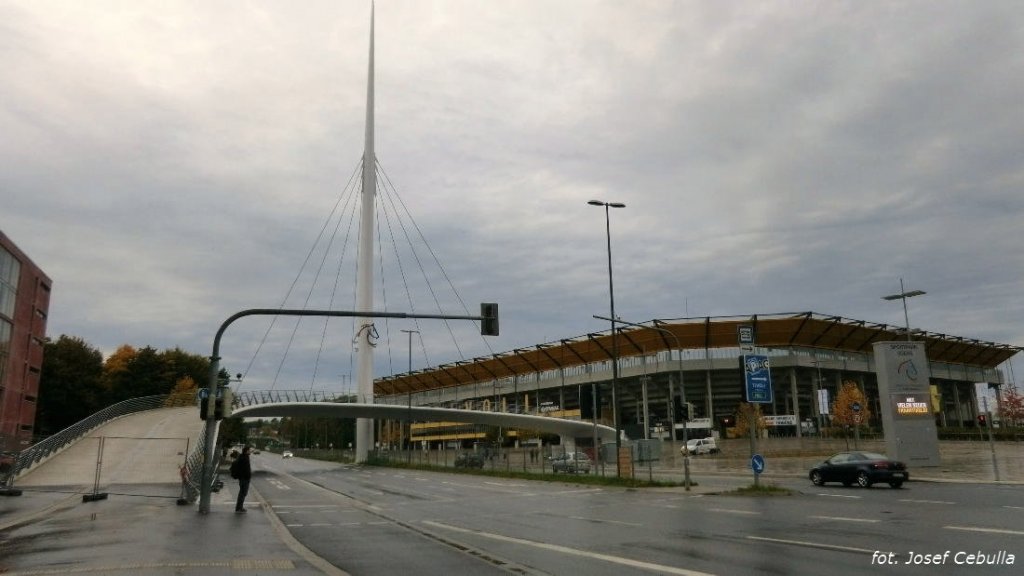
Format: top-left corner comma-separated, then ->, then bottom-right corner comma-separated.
232,390 -> 617,444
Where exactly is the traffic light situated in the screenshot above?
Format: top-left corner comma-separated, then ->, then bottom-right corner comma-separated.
199,389 -> 210,421
480,302 -> 499,336
674,397 -> 695,421
978,414 -> 987,427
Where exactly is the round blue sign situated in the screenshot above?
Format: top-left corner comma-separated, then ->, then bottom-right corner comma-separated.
751,454 -> 765,474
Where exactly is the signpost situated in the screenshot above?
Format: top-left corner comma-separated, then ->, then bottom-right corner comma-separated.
740,337 -> 772,486
751,454 -> 765,475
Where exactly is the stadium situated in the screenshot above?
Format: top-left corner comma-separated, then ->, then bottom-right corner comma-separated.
374,312 -> 1020,447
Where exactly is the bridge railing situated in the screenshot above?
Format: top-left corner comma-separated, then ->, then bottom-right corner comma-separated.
233,390 -> 356,408
4,395 -> 178,485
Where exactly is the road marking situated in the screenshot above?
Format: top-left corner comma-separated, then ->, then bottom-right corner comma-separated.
567,515 -> 643,527
747,536 -> 874,554
1004,505 -> 1024,511
899,499 -> 955,505
273,504 -> 340,509
816,493 -> 861,499
809,516 -> 880,524
423,521 -> 717,576
946,525 -> 1024,536
267,478 -> 291,491
709,508 -> 761,516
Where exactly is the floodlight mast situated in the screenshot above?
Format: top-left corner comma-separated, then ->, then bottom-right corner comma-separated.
881,278 -> 926,341
595,315 -> 692,491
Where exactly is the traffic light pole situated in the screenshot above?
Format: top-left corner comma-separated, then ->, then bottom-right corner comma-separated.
198,305 -> 498,514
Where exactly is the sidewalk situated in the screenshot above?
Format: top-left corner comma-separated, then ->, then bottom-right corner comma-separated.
0,481 -> 346,576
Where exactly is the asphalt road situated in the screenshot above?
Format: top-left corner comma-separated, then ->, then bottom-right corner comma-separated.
253,454 -> 1024,576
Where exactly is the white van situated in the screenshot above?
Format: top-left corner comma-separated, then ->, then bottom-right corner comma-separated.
681,437 -> 719,455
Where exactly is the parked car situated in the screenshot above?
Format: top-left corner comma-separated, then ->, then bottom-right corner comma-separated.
454,452 -> 485,469
282,450 -> 294,459
550,452 -> 592,474
681,437 -> 719,455
809,451 -> 908,488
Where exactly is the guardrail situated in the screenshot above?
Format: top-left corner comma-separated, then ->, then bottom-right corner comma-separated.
3,395 -> 184,485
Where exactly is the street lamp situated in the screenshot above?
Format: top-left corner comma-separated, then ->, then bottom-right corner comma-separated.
401,329 -> 419,464
881,278 -> 926,342
588,199 -> 626,477
595,315 -> 691,490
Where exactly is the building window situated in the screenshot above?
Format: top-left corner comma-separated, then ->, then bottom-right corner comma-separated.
0,247 -> 19,319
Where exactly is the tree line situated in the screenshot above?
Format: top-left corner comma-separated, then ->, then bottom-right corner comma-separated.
36,335 -> 213,437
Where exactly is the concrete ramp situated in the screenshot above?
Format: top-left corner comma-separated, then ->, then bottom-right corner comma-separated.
16,407 -> 203,487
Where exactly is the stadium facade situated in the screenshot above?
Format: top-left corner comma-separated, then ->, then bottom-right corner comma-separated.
375,312 -> 1020,446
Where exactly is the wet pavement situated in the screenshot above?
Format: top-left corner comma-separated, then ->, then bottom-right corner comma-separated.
1,438 -> 1020,576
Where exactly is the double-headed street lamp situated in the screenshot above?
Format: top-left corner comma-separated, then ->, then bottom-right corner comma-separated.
595,315 -> 691,490
881,278 -> 926,342
588,199 -> 625,477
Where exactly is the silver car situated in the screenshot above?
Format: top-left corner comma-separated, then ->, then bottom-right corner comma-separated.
550,452 -> 592,474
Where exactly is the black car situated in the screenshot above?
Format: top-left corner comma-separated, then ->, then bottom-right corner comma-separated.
809,451 -> 908,488
454,452 -> 484,469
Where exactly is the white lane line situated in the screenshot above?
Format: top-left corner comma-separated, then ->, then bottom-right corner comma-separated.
709,508 -> 761,516
816,493 -> 861,499
899,499 -> 955,505
422,521 -> 717,576
273,505 -> 340,509
809,516 -> 880,524
567,516 -> 643,527
747,536 -> 874,554
1004,505 -> 1024,511
946,526 -> 1024,536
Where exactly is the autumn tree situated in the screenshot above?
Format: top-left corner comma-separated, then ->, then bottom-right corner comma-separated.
1000,387 -> 1024,428
166,375 -> 199,407
733,402 -> 768,438
831,380 -> 872,428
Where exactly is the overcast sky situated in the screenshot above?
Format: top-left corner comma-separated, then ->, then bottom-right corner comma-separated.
3,1 -> 1022,394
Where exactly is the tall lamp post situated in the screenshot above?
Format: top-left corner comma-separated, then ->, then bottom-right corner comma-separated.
881,278 -> 926,341
594,315 -> 691,490
588,199 -> 626,477
400,329 -> 419,464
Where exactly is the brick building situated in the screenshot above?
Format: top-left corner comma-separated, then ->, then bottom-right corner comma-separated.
0,230 -> 51,452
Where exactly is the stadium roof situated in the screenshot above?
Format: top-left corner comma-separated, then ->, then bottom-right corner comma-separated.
375,311 -> 1021,395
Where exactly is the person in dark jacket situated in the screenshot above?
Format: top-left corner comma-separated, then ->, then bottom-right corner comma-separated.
234,445 -> 252,513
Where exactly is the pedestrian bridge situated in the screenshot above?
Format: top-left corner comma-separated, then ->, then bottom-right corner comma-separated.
232,390 -> 617,443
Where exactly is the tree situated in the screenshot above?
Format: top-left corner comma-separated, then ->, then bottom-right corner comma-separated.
1001,386 -> 1024,428
733,402 -> 768,438
831,380 -> 872,428
166,375 -> 199,407
101,345 -> 137,404
36,336 -> 104,435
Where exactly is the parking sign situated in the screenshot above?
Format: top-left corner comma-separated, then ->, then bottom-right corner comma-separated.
743,354 -> 774,403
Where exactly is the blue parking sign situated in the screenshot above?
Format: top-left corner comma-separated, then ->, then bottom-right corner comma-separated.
743,354 -> 774,403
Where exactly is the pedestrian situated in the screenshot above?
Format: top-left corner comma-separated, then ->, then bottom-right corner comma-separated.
231,445 -> 252,513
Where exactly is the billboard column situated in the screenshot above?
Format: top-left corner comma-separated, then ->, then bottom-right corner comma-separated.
873,341 -> 940,466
